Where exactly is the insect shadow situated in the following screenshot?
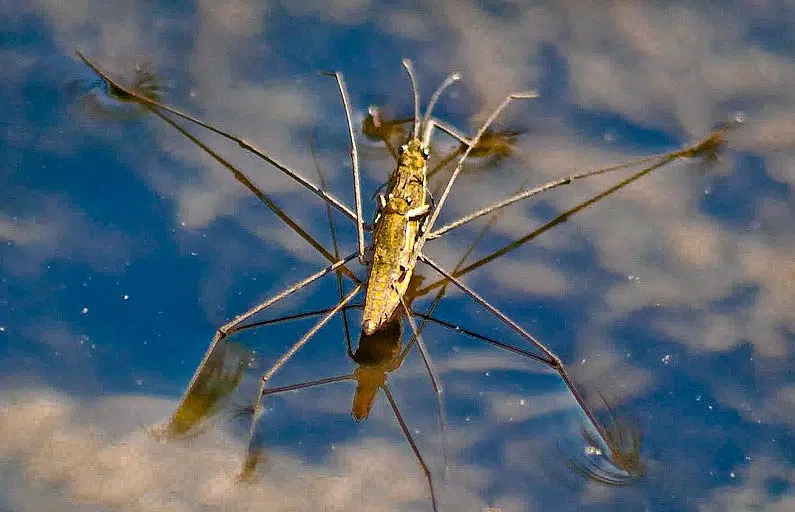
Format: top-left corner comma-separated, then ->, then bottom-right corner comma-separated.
77,51 -> 735,511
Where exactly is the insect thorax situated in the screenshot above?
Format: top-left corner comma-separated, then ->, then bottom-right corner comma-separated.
393,138 -> 428,202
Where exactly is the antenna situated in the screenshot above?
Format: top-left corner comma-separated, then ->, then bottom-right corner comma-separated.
401,59 -> 420,138
422,72 -> 460,128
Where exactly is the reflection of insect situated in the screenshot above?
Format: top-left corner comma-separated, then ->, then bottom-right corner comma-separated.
78,51 -> 733,511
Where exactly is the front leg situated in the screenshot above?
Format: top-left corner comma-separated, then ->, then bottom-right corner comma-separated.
407,204 -> 430,220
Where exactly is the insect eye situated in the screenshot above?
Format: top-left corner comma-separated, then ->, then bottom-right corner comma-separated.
421,146 -> 430,159
398,144 -> 408,155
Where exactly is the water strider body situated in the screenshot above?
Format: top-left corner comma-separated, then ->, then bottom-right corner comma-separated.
362,137 -> 430,335
77,50 -> 734,511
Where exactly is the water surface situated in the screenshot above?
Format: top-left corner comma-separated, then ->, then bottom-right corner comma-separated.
1,2 -> 793,511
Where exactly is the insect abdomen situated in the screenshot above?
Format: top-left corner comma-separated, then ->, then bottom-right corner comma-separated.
362,208 -> 411,335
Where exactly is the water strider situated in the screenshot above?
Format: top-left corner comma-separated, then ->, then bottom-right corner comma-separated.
78,51 -> 734,511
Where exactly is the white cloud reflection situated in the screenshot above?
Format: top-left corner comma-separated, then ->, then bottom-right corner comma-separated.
0,198 -> 132,276
0,389 -> 431,511
0,387 -> 552,511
